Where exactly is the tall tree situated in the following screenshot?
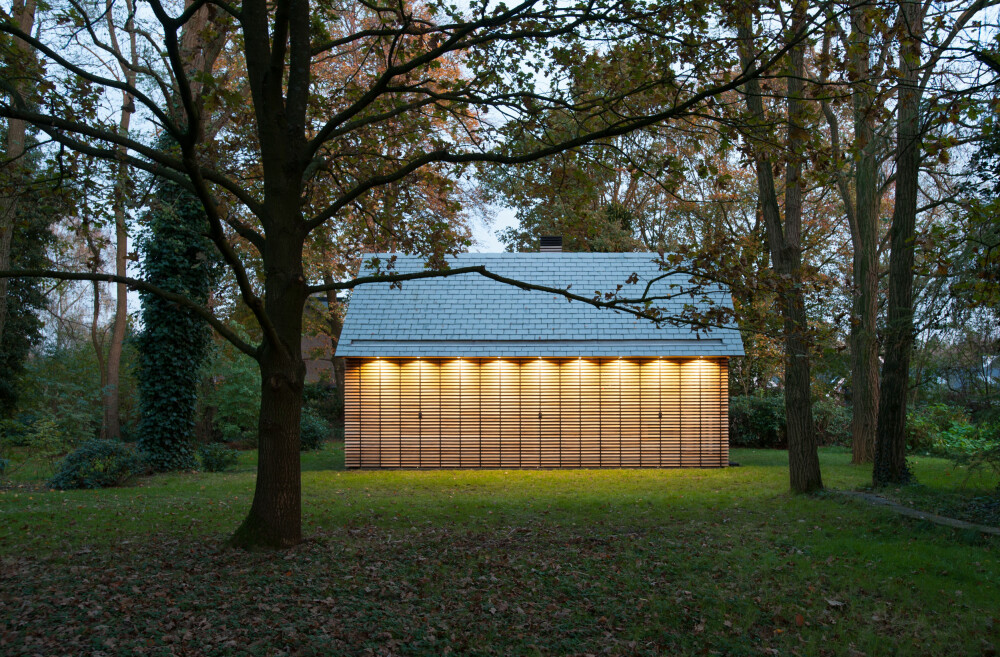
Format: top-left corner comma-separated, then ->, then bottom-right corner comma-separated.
1,0 -> 818,547
735,0 -> 823,492
102,0 -> 140,440
874,0 -> 995,486
818,2 -> 893,464
0,0 -> 36,344
0,145 -> 52,414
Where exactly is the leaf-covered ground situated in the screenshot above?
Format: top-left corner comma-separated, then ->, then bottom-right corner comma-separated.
1,447 -> 998,656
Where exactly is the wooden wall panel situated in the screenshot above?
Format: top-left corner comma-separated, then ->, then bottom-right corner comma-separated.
639,360 -> 661,467
579,359 -> 602,467
660,360 -> 681,467
720,360 -> 730,467
459,359 -> 481,467
379,359 -> 401,468
620,359 -> 641,467
346,357 -> 730,469
418,359 -> 441,468
539,358 -> 561,468
439,359 -> 462,468
679,360 -> 702,467
358,359 -> 381,468
399,359 -> 421,468
558,359 -> 582,468
344,359 -> 361,468
519,358 -> 542,468
598,360 -> 621,467
480,359 -> 501,468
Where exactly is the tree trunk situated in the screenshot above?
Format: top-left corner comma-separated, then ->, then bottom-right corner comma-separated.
103,208 -> 128,440
737,2 -> 822,493
0,0 -> 37,344
847,3 -> 882,465
83,222 -> 109,415
874,0 -> 923,487
229,231 -> 307,549
102,0 -> 139,441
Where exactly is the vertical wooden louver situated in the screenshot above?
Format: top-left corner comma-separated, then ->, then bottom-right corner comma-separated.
344,357 -> 729,469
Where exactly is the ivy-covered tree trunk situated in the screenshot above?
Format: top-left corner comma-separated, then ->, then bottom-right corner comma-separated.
0,0 -> 36,345
137,136 -> 214,471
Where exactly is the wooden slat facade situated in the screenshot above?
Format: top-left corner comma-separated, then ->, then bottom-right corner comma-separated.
344,357 -> 729,469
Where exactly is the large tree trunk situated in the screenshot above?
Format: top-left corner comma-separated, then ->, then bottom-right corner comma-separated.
848,3 -> 882,465
229,231 -> 307,549
874,0 -> 924,486
102,0 -> 139,441
737,3 -> 823,493
0,0 -> 37,344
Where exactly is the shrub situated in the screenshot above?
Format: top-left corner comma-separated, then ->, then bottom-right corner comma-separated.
949,423 -> 1000,483
813,397 -> 851,446
300,409 -> 330,451
729,394 -> 850,448
729,395 -> 786,448
202,347 -> 261,446
198,442 -> 239,472
1,417 -> 74,476
48,440 -> 145,490
906,403 -> 971,452
303,382 -> 343,427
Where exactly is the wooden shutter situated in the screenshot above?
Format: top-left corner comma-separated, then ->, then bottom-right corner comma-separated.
344,358 -> 361,468
480,359 -> 501,468
558,359 -> 582,468
400,359 -> 420,468
344,357 -> 730,469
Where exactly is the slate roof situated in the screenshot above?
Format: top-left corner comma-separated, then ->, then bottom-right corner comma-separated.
335,253 -> 745,358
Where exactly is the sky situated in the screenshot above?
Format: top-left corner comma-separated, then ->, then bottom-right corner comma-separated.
470,207 -> 516,253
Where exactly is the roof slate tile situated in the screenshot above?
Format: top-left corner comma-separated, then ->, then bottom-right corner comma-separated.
336,253 -> 745,358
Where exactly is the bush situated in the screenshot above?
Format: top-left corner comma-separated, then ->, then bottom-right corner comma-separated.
906,403 -> 971,452
48,440 -> 145,490
300,409 -> 330,451
729,394 -> 850,448
198,442 -> 239,472
729,395 -> 786,448
814,397 -> 851,446
303,382 -> 343,427
949,423 -> 1000,483
202,347 -> 261,446
0,416 -> 74,476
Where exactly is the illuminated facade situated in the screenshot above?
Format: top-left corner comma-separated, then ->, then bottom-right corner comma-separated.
337,253 -> 744,469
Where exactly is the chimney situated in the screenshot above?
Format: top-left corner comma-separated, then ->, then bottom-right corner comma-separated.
540,235 -> 562,252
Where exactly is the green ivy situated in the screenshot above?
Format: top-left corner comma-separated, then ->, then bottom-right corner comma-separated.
0,132 -> 57,416
136,134 -> 217,472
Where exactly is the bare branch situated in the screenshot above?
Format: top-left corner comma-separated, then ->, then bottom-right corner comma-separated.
0,269 -> 260,357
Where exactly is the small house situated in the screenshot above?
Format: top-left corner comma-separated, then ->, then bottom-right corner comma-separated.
335,250 -> 744,468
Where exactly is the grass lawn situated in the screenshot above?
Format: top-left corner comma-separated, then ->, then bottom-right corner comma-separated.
1,446 -> 998,656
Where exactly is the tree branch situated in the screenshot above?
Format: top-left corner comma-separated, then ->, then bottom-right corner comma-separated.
0,269 -> 260,357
